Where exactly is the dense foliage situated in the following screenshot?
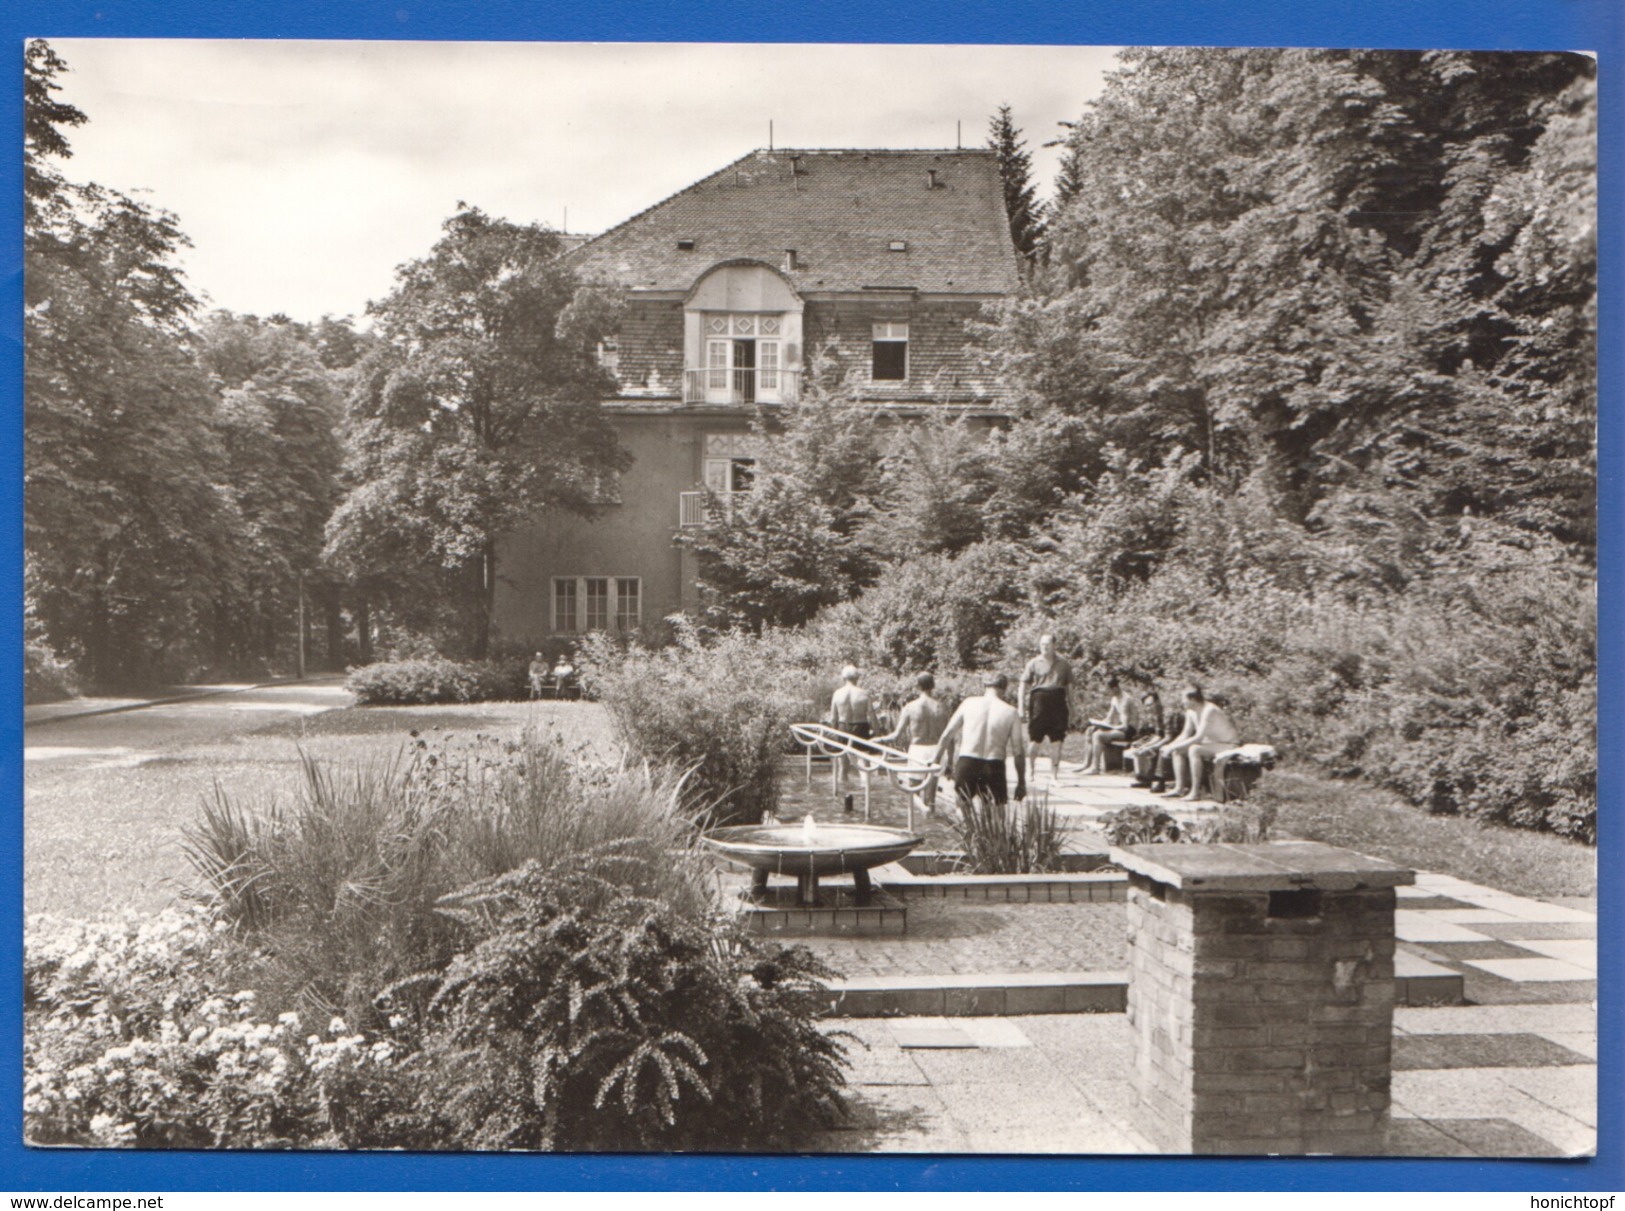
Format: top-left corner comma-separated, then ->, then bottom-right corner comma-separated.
669,49 -> 1595,843
345,657 -> 529,705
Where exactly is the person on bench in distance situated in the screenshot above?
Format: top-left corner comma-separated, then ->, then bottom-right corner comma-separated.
1082,676 -> 1139,774
1162,684 -> 1240,803
1125,688 -> 1170,788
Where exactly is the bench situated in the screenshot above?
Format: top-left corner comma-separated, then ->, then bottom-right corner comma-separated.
1209,744 -> 1277,802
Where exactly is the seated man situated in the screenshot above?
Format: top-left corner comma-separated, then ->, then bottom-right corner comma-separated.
1125,689 -> 1169,787
933,672 -> 1027,810
528,652 -> 549,700
551,654 -> 577,699
1162,685 -> 1240,802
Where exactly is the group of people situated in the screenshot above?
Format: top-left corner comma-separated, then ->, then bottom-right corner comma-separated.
822,633 -> 1246,811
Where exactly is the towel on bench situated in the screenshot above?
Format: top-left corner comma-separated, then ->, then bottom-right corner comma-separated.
1214,743 -> 1277,769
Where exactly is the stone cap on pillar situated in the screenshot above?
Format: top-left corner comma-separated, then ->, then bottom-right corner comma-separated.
1109,840 -> 1415,892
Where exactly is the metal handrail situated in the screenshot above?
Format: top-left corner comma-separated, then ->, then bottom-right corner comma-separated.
789,722 -> 945,830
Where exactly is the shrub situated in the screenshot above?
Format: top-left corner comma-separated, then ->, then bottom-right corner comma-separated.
181,730 -> 715,1028
23,911 -> 393,1148
346,657 -> 528,705
379,862 -> 850,1152
1099,805 -> 1184,846
811,542 -> 1026,673
577,623 -> 812,827
25,638 -> 79,704
949,794 -> 1066,874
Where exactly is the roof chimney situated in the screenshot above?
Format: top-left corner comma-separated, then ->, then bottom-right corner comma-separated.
926,169 -> 938,189
789,154 -> 802,175
783,249 -> 799,272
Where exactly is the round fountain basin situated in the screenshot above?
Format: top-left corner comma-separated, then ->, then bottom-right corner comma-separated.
702,823 -> 922,877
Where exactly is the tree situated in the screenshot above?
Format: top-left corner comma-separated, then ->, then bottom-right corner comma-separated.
324,205 -> 629,657
987,104 -> 1045,263
198,314 -> 345,666
678,386 -> 886,631
25,40 -> 250,684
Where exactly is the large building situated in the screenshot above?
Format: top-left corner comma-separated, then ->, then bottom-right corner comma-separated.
493,148 -> 1022,648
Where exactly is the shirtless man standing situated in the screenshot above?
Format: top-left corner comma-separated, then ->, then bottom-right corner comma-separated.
934,672 -> 1028,809
827,665 -> 875,790
877,672 -> 952,814
1019,633 -> 1073,786
1162,685 -> 1240,802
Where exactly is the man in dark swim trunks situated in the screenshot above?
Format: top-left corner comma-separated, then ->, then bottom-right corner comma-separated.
934,672 -> 1027,809
1019,633 -> 1073,786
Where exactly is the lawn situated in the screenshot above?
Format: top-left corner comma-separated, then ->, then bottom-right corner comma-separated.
24,699 -> 617,918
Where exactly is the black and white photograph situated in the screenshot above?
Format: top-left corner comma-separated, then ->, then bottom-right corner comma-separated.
22,40 -> 1598,1158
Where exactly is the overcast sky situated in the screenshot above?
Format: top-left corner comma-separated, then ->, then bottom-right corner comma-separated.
50,40 -> 1120,323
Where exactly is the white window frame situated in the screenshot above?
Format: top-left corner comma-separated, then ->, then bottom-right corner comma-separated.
872,321 -> 910,382
551,576 -> 643,634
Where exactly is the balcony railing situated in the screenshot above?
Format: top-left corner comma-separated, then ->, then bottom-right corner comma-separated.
683,367 -> 800,405
678,490 -> 744,528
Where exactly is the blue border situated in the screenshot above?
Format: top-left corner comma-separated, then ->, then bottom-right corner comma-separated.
4,0 -> 1620,1192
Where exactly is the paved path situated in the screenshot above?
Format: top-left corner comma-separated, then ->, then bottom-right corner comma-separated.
803,758 -> 1597,1156
811,1002 -> 1597,1156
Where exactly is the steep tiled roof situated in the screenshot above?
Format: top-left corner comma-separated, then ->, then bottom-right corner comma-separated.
569,149 -> 1021,296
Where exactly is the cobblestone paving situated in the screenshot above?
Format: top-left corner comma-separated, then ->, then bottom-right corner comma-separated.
798,898 -> 1128,978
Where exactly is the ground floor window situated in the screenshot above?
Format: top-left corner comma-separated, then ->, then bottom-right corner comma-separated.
552,576 -> 641,634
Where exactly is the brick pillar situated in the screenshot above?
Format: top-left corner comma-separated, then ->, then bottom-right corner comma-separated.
1112,841 -> 1414,1156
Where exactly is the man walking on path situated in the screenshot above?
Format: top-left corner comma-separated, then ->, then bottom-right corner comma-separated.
934,672 -> 1027,809
878,672 -> 952,814
1019,633 -> 1073,786
827,665 -> 876,791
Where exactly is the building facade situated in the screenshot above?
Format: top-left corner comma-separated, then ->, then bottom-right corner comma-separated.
494,148 -> 1021,648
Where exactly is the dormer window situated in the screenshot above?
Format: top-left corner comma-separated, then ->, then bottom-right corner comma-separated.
872,321 -> 909,382
889,240 -> 908,252
676,238 -> 696,251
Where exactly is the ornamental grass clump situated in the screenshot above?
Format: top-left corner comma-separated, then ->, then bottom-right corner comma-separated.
181,729 -> 716,1029
949,793 -> 1066,874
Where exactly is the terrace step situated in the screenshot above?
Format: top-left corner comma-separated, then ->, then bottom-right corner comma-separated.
820,958 -> 1464,1018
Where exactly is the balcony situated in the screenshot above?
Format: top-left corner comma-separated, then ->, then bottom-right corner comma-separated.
678,490 -> 743,528
683,367 -> 800,406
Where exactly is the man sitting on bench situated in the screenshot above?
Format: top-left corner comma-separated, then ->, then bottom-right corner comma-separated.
1161,684 -> 1239,803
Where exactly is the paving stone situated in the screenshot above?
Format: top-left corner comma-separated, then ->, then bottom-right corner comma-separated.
1385,1116 -> 1478,1157
800,898 -> 1127,978
892,1024 -> 975,1049
957,1017 -> 1034,1048
1472,920 -> 1596,942
957,1114 -> 1151,1156
1458,895 -> 1595,924
1463,957 -> 1595,983
1411,940 -> 1541,962
1422,907 -> 1520,923
1427,1117 -> 1571,1158
1533,1032 -> 1597,1061
908,1046 -> 1066,1087
1493,1066 -> 1597,1127
1395,1003 -> 1597,1036
1392,1068 -> 1595,1157
1393,1032 -> 1593,1071
1503,938 -> 1596,970
1396,913 -> 1492,943
832,1084 -> 969,1152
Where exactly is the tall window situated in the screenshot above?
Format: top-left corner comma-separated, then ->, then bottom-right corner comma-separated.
871,321 -> 909,381
584,578 -> 610,630
553,578 -> 577,634
615,578 -> 641,631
